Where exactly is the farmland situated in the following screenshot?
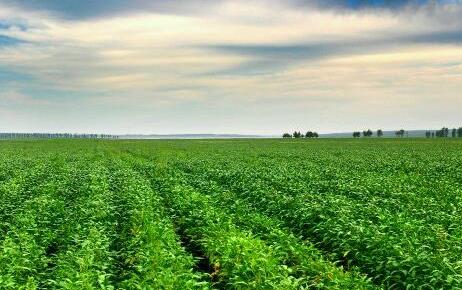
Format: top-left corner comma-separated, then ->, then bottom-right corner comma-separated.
0,139 -> 461,289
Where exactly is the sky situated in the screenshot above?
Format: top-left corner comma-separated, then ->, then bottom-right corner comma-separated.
1,0 -> 462,135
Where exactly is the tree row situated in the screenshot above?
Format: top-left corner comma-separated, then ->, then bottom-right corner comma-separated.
0,133 -> 119,139
283,127 -> 462,138
282,131 -> 319,138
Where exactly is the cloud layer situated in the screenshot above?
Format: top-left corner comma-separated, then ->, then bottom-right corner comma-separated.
1,0 -> 462,134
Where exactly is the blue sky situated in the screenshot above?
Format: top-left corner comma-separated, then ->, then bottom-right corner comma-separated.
1,0 -> 462,134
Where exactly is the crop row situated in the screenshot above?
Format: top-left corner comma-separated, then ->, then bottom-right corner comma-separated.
0,153 -> 73,288
105,156 -> 208,289
0,144 -> 210,289
125,150 -> 379,289
1,138 -> 461,289
159,140 -> 462,289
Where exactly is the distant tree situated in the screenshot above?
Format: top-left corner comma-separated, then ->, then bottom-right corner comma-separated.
362,129 -> 373,137
293,131 -> 302,138
377,129 -> 383,137
0,132 -> 118,139
431,132 -> 435,138
452,128 -> 457,138
305,131 -> 319,138
425,131 -> 431,138
395,129 -> 405,138
282,133 -> 292,138
353,132 -> 361,138
436,127 -> 449,138
458,127 -> 462,138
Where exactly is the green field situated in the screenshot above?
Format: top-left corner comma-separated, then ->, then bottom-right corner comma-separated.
0,138 -> 461,289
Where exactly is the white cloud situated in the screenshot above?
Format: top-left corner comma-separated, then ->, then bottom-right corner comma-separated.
1,0 -> 462,133
0,89 -> 52,106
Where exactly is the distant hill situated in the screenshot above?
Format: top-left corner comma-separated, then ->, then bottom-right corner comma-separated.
118,130 -> 445,139
320,130 -> 431,138
118,134 -> 270,139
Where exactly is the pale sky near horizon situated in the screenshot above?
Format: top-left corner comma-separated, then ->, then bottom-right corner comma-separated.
1,0 -> 462,135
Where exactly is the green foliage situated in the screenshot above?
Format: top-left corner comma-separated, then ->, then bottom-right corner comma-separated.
1,138 -> 462,289
362,130 -> 373,137
305,131 -> 319,138
293,131 -> 303,138
395,129 -> 405,137
155,138 -> 462,289
435,127 -> 450,138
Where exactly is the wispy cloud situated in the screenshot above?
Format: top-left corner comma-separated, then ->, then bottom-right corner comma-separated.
3,0 -> 460,20
0,89 -> 52,106
0,0 -> 461,134
0,34 -> 25,46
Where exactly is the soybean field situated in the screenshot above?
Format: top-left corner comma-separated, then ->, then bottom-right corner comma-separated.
0,138 -> 461,290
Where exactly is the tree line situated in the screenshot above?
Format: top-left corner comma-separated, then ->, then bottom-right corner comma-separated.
283,131 -> 319,138
353,129 -> 393,138
352,129 -> 382,138
283,127 -> 462,138
283,129 -> 395,138
353,129 -> 407,138
426,127 -> 462,138
0,133 -> 119,139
